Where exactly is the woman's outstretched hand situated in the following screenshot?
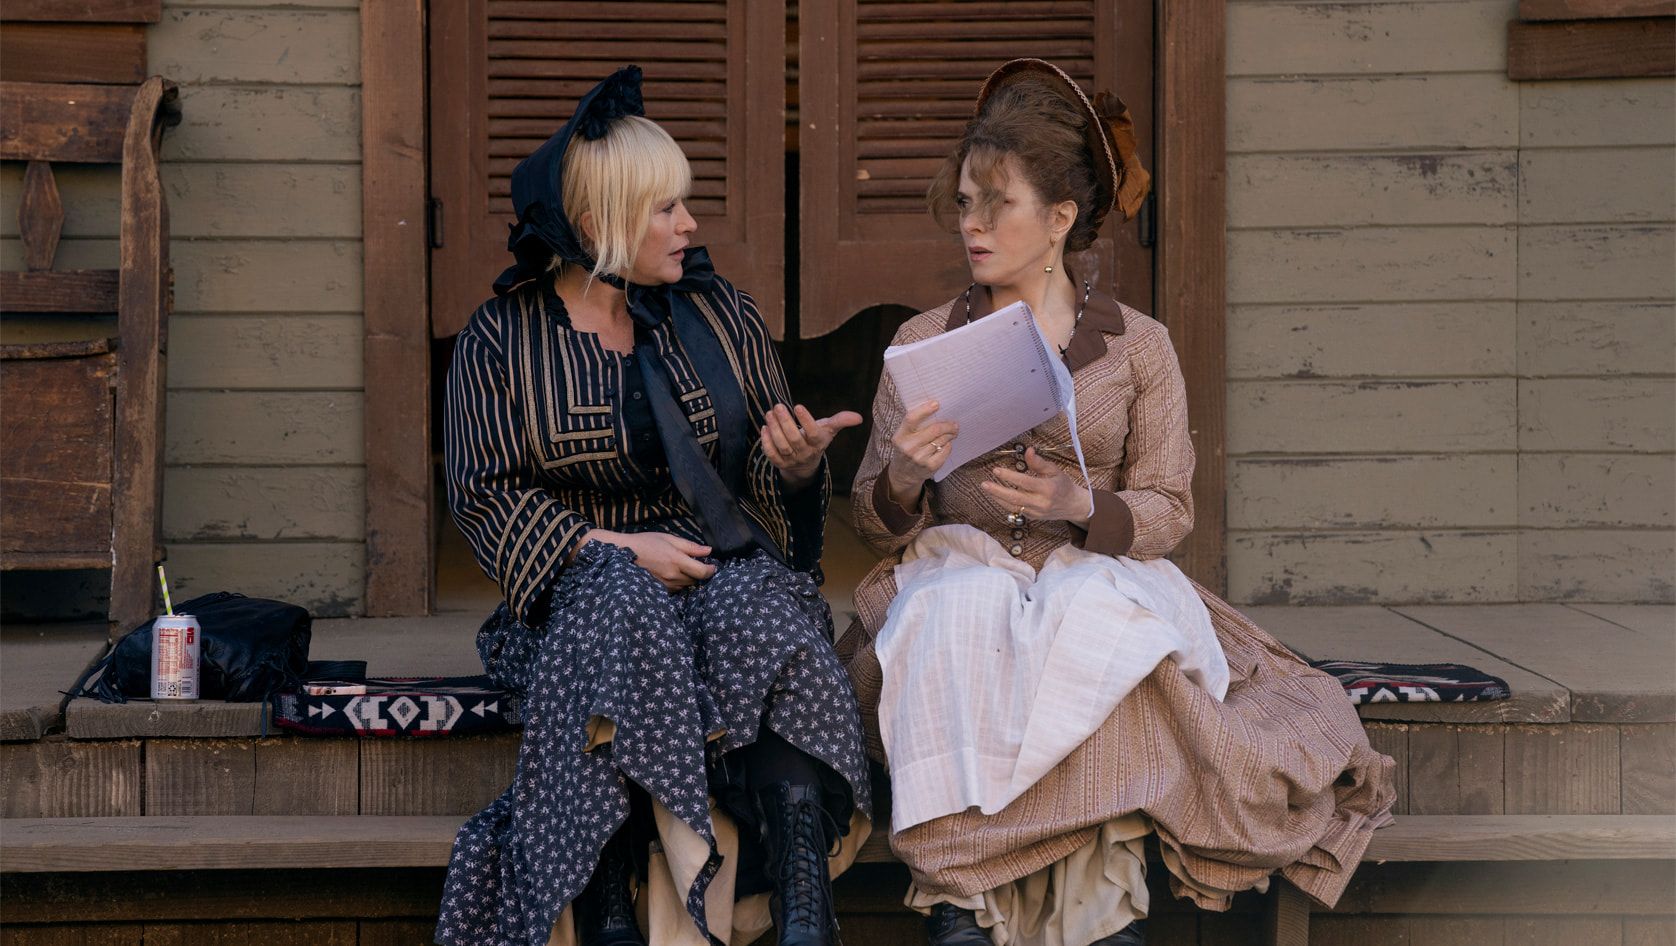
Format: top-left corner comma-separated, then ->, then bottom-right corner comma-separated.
578,529 -> 717,591
981,447 -> 1092,526
885,400 -> 959,505
762,403 -> 863,491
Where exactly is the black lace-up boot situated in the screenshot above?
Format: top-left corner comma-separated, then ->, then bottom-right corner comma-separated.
924,903 -> 993,946
756,781 -> 840,946
1088,920 -> 1147,946
574,827 -> 645,946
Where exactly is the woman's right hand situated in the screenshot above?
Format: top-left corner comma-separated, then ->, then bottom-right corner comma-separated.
886,400 -> 959,504
577,529 -> 717,591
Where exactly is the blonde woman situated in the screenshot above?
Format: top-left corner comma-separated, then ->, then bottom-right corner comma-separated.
438,67 -> 869,946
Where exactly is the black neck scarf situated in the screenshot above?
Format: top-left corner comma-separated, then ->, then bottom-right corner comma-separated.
498,66 -> 772,562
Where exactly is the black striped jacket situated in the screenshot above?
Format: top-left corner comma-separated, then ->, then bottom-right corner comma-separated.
445,275 -> 828,625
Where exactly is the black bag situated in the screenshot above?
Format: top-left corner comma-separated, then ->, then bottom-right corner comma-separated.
73,592 -> 312,703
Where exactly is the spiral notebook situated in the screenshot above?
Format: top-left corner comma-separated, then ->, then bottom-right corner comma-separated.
884,300 -> 1091,492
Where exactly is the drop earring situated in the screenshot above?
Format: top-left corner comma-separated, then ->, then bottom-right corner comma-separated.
1046,235 -> 1057,274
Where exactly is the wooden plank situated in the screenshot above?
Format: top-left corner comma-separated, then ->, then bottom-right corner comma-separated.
0,868 -> 445,922
1228,226 -> 1516,305
1400,605 -> 1676,723
1625,918 -> 1676,946
0,24 -> 145,84
1230,532 -> 1519,607
1519,454 -> 1674,528
0,0 -> 161,21
1569,604 -> 1676,637
252,738 -> 358,816
1520,379 -> 1676,452
1369,815 -> 1676,860
163,466 -> 365,542
1333,858 -> 1675,914
109,75 -> 174,633
359,735 -> 517,815
1230,302 -> 1515,379
0,351 -> 115,557
1311,917 -> 1405,946
359,922 -> 448,946
1158,0 -> 1226,594
1506,917 -> 1623,946
162,87 -> 359,163
165,392 -> 363,465
1363,723 -> 1409,815
1229,456 -> 1516,531
1620,724 -> 1676,814
1263,877 -> 1311,946
1404,918 -> 1505,946
0,816 -> 462,872
1521,147 -> 1676,225
142,923 -> 356,946
166,315 -> 363,391
150,9 -> 358,85
1246,606 -> 1567,722
1523,0 -> 1676,17
164,542 -> 364,617
0,82 -> 134,164
1520,224 -> 1676,300
1521,77 -> 1676,147
170,240 -> 362,314
1406,726 -> 1508,814
1228,75 -> 1518,153
0,270 -> 119,312
1503,724 -> 1622,813
1228,152 -> 1518,229
1519,529 -> 1676,604
361,0 -> 433,617
1519,302 -> 1676,377
0,926 -> 144,945
1227,380 -> 1517,454
145,739 -> 257,816
0,741 -> 141,818
64,701 -> 267,739
1228,0 -> 1508,77
1509,18 -> 1675,81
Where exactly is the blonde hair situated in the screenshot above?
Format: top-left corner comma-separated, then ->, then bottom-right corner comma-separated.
560,115 -> 692,279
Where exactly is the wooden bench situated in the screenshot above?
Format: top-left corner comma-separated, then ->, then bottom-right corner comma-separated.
3,814 -> 1672,945
0,76 -> 179,632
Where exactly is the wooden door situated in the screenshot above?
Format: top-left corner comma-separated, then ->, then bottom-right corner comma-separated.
798,0 -> 1154,338
428,0 -> 787,339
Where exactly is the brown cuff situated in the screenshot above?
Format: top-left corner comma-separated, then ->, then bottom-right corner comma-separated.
1073,489 -> 1135,557
871,464 -> 926,536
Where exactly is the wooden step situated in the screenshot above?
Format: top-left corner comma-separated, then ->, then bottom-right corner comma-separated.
4,814 -> 1673,874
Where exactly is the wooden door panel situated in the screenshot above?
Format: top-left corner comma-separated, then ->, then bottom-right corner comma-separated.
430,0 -> 785,339
800,0 -> 1154,338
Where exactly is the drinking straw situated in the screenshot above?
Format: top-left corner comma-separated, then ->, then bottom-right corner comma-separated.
157,564 -> 174,616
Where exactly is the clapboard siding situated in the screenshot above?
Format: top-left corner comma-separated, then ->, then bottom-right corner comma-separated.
1225,0 -> 1675,603
152,1 -> 365,614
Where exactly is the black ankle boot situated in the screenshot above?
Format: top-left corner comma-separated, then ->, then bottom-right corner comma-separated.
925,903 -> 992,946
756,781 -> 839,946
574,828 -> 644,946
1088,919 -> 1146,946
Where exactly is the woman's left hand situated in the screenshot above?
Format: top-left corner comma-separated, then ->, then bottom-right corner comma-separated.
981,447 -> 1093,526
762,403 -> 863,491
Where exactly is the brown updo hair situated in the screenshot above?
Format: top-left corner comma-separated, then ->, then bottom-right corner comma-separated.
927,75 -> 1104,252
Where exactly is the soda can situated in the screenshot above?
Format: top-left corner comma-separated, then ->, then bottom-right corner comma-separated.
151,615 -> 201,700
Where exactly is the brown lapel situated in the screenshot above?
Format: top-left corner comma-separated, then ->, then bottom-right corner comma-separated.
942,275 -> 1127,373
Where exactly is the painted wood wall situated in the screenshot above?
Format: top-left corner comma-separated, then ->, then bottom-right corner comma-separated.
1223,0 -> 1676,604
4,0 -> 367,616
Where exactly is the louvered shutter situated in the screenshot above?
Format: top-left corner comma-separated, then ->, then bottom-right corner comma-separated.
430,0 -> 785,338
799,0 -> 1153,338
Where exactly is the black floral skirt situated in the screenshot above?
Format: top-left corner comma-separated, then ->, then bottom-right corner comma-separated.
434,542 -> 871,946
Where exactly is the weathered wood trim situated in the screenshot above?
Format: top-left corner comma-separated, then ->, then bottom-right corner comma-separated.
1158,0 -> 1227,594
362,0 -> 434,616
0,0 -> 161,22
0,23 -> 147,85
1508,17 -> 1676,80
1521,0 -> 1676,19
